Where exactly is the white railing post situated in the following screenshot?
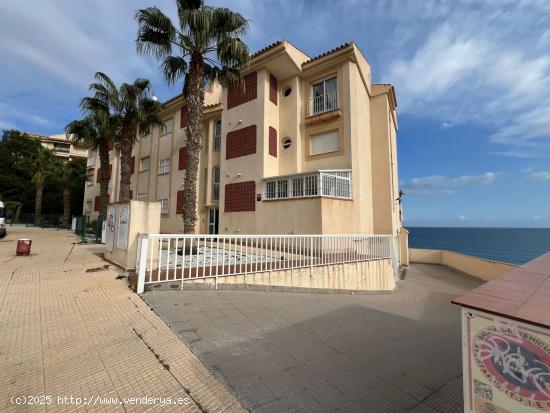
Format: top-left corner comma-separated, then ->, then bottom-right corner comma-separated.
137,234 -> 149,294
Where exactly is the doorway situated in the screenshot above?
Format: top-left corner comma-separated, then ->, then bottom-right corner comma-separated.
208,208 -> 219,234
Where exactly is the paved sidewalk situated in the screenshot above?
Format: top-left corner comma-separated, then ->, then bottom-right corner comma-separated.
145,263 -> 482,412
0,227 -> 244,412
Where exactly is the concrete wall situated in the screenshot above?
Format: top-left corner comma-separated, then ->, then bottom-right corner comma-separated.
104,201 -> 161,271
152,258 -> 396,293
410,248 -> 516,281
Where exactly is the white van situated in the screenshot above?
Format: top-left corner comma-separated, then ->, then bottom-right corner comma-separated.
0,201 -> 6,238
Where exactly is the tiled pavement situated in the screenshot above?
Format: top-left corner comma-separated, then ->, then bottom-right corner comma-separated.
145,263 -> 482,412
0,227 -> 244,412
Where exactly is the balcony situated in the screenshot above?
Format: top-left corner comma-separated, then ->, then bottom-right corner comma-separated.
309,90 -> 338,116
264,170 -> 352,201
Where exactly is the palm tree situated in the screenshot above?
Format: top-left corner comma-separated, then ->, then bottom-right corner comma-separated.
65,105 -> 115,217
55,159 -> 86,227
27,145 -> 55,225
87,72 -> 162,202
136,0 -> 250,233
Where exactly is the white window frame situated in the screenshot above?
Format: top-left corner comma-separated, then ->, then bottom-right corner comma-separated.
264,170 -> 351,200
161,118 -> 174,135
213,120 -> 221,152
212,166 -> 220,201
158,158 -> 171,174
309,76 -> 338,115
137,192 -> 148,201
159,198 -> 169,214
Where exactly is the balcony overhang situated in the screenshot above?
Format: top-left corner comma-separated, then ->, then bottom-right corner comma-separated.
305,108 -> 342,125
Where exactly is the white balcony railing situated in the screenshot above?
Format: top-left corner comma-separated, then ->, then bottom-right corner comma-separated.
264,170 -> 352,200
136,233 -> 397,293
309,90 -> 338,116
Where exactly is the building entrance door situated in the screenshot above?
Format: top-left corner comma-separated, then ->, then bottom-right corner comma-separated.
208,208 -> 219,234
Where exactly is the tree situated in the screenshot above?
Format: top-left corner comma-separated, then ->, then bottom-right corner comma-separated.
87,73 -> 162,202
65,105 -> 115,217
136,0 -> 250,233
54,158 -> 86,226
0,130 -> 44,211
26,144 -> 56,225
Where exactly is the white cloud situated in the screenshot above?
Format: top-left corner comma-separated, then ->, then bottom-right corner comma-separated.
400,172 -> 498,196
382,1 -> 550,158
528,171 -> 550,181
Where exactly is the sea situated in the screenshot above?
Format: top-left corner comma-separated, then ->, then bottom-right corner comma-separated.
407,227 -> 550,265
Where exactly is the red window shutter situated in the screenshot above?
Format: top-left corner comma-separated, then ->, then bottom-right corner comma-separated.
226,125 -> 256,160
178,147 -> 188,170
94,196 -> 100,212
130,156 -> 135,174
108,164 -> 112,180
224,181 -> 256,212
269,74 -> 278,105
107,140 -> 113,151
176,190 -> 184,214
269,127 -> 277,158
227,72 -> 257,109
180,106 -> 188,128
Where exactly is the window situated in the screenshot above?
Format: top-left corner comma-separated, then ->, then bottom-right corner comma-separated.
160,198 -> 169,214
283,87 -> 292,97
310,130 -> 339,156
158,158 -> 171,174
140,156 -> 150,171
213,120 -> 221,152
282,138 -> 292,149
212,166 -> 220,201
54,143 -> 70,153
137,193 -> 148,201
310,76 -> 338,115
264,171 -> 351,200
161,118 -> 173,135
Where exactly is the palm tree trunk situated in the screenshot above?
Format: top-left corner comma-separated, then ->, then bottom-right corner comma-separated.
183,55 -> 205,234
98,140 -> 110,217
118,123 -> 134,202
63,183 -> 71,227
15,204 -> 22,223
34,180 -> 44,226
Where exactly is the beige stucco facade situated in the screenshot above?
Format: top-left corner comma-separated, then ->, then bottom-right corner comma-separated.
83,41 -> 405,243
28,132 -> 89,161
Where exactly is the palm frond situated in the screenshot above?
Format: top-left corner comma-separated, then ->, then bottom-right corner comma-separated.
161,56 -> 188,85
136,7 -> 177,58
211,8 -> 248,38
216,37 -> 249,68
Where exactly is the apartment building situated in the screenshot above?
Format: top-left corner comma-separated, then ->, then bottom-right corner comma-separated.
28,132 -> 89,161
83,40 -> 403,239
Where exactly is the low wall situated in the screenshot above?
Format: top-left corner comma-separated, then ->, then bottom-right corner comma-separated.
147,259 -> 396,293
410,248 -> 516,281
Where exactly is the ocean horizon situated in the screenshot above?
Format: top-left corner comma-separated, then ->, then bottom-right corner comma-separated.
407,227 -> 550,265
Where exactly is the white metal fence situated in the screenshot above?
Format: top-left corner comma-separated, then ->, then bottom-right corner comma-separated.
264,170 -> 352,200
310,90 -> 339,116
136,233 -> 398,293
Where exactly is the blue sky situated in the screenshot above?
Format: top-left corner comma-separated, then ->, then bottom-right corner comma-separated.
1,0 -> 550,227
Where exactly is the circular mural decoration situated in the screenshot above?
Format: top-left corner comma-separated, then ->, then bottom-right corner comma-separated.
474,325 -> 550,411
